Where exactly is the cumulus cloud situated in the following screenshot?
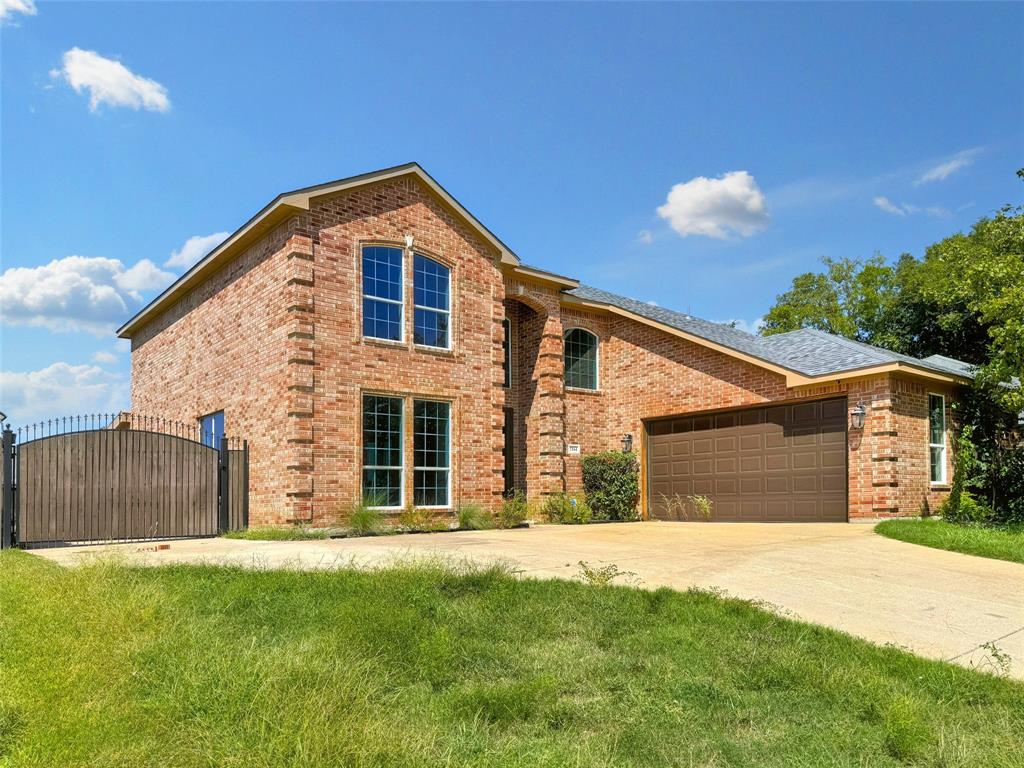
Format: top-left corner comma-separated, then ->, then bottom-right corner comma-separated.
656,171 -> 769,239
92,350 -> 119,364
873,196 -> 949,218
166,231 -> 229,269
915,148 -> 982,185
0,255 -> 175,335
0,0 -> 36,22
0,363 -> 129,426
50,48 -> 170,113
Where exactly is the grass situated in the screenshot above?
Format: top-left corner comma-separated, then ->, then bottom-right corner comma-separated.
222,526 -> 331,541
876,518 -> 1024,564
0,552 -> 1022,767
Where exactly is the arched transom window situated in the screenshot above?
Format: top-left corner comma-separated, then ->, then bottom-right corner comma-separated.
564,328 -> 598,390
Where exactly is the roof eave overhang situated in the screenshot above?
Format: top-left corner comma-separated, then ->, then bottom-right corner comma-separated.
560,294 -> 972,388
507,264 -> 579,290
118,163 -> 520,339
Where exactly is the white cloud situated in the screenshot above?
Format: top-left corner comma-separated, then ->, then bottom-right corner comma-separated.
50,48 -> 170,113
914,148 -> 982,185
0,363 -> 128,426
166,231 -> 229,269
0,255 -> 175,335
0,0 -> 36,22
656,171 -> 769,239
873,196 -> 950,218
636,229 -> 653,245
92,350 -> 119,364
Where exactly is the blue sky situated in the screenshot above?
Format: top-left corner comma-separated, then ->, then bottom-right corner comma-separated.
2,1 -> 1022,426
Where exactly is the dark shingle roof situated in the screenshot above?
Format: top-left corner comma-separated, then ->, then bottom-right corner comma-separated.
566,284 -> 973,380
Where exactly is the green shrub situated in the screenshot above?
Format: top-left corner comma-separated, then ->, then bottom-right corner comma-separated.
581,451 -> 639,521
540,492 -> 592,524
456,504 -> 492,530
398,505 -> 448,532
495,491 -> 529,529
345,495 -> 386,536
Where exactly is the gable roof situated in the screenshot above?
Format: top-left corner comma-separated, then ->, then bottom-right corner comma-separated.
118,163 -> 520,338
566,284 -> 973,386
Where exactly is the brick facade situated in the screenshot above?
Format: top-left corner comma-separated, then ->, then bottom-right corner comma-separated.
129,174 -> 955,525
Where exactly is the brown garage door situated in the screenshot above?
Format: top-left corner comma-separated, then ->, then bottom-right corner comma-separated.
647,398 -> 847,522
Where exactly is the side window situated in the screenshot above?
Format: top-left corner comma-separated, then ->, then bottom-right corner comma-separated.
564,328 -> 599,390
362,394 -> 404,508
928,394 -> 947,484
502,318 -> 512,387
362,246 -> 404,342
198,411 -> 224,448
413,254 -> 450,348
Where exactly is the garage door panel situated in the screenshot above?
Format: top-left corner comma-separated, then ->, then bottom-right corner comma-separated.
648,398 -> 847,522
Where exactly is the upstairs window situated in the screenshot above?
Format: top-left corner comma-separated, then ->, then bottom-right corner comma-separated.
929,394 -> 947,484
198,410 -> 224,448
362,246 -> 404,342
502,318 -> 512,387
413,254 -> 450,348
564,328 -> 598,390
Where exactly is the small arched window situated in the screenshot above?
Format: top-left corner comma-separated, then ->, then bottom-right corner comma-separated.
564,328 -> 598,390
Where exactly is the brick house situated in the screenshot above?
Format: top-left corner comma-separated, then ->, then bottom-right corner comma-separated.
118,164 -> 973,525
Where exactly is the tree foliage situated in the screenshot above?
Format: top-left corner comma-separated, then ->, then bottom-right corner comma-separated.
763,189 -> 1024,524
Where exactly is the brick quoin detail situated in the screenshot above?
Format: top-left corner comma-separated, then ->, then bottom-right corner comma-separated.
129,175 -> 955,525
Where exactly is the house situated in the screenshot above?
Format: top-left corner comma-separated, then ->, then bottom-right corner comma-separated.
117,163 -> 972,525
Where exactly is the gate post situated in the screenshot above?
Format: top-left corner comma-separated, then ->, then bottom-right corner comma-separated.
218,437 -> 230,534
1,427 -> 15,549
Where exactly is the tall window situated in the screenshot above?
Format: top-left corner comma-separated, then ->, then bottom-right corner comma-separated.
362,246 -> 403,341
198,410 -> 224,448
362,395 -> 403,507
502,317 -> 512,387
413,254 -> 450,348
414,400 -> 450,507
564,328 -> 598,390
929,394 -> 946,484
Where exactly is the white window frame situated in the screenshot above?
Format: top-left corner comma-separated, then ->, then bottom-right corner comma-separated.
928,393 -> 947,485
362,394 -> 404,510
362,246 -> 405,344
563,327 -> 600,391
412,253 -> 452,351
412,398 -> 452,509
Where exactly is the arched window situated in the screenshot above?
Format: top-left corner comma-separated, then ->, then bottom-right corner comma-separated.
564,328 -> 598,390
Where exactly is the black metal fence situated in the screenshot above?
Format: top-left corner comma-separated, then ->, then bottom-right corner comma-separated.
0,413 -> 248,549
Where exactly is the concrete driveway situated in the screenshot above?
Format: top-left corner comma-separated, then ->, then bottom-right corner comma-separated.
35,522 -> 1024,678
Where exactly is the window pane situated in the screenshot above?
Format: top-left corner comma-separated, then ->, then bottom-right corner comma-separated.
198,411 -> 224,448
930,447 -> 945,483
564,329 -> 598,390
362,395 -> 402,506
413,254 -> 449,310
362,469 -> 401,507
363,298 -> 402,341
414,307 -> 449,348
502,318 -> 511,387
928,395 -> 944,445
362,247 -> 403,301
414,400 -> 449,506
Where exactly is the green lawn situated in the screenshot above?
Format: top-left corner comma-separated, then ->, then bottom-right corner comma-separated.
1,552 -> 1022,767
222,526 -> 332,541
876,518 -> 1024,564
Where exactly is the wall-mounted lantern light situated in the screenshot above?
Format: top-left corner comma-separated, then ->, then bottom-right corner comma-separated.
621,433 -> 633,453
850,402 -> 867,430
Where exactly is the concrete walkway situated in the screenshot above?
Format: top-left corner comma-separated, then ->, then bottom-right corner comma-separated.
34,522 -> 1024,678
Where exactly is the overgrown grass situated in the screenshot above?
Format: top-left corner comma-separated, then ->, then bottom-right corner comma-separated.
223,526 -> 331,541
1,550 -> 1022,766
876,518 -> 1024,564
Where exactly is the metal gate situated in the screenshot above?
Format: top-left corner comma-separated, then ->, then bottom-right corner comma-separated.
0,414 -> 248,549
